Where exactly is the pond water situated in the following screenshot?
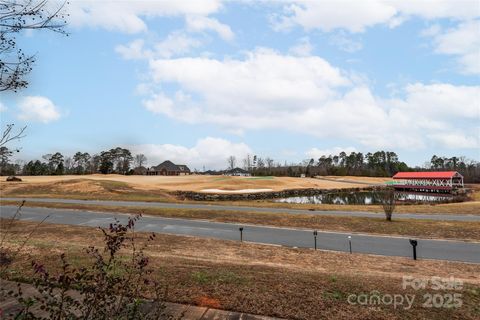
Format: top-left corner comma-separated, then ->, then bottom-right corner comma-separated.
274,191 -> 456,205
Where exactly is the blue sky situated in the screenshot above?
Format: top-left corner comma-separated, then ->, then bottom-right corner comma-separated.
0,0 -> 479,170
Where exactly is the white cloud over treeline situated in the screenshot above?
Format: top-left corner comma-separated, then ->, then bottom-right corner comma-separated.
129,137 -> 252,170
139,49 -> 479,150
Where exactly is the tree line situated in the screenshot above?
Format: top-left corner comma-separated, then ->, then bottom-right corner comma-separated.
226,151 -> 479,183
0,147 -> 147,176
0,146 -> 478,183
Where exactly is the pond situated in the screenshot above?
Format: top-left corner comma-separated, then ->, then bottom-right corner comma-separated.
273,191 -> 457,205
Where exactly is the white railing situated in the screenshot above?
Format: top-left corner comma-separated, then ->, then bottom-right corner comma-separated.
392,179 -> 452,187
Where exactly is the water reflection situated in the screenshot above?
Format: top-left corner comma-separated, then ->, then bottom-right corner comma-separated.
274,191 -> 455,205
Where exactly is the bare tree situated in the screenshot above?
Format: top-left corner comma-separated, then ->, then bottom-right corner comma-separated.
0,124 -> 26,177
242,154 -> 252,171
134,153 -> 147,168
256,157 -> 265,168
0,123 -> 26,149
266,157 -> 274,169
380,188 -> 396,221
227,155 -> 236,170
1,0 -> 68,91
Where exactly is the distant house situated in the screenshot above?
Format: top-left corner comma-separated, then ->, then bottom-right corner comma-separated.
224,167 -> 251,177
203,170 -> 222,176
133,166 -> 147,175
147,160 -> 191,176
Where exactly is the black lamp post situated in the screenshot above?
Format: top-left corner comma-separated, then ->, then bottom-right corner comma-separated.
239,227 -> 244,242
313,230 -> 318,250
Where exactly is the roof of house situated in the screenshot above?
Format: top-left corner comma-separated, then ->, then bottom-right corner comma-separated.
177,165 -> 191,172
226,167 -> 249,174
151,161 -> 190,172
392,171 -> 462,179
204,170 -> 221,175
153,160 -> 178,171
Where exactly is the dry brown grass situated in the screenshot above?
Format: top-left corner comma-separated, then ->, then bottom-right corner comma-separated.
0,174 -> 375,193
469,184 -> 480,201
0,178 -> 176,202
322,175 -> 393,184
219,198 -> 480,215
2,220 -> 480,320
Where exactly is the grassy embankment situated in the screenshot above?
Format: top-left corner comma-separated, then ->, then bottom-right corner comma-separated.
2,219 -> 479,320
0,179 -> 176,202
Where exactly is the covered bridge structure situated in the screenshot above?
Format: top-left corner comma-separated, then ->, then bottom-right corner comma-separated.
392,171 -> 464,193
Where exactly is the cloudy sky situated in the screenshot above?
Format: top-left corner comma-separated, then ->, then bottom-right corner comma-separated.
1,0 -> 479,170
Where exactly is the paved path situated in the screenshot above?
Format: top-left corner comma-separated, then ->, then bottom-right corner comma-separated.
1,197 -> 479,221
0,280 -> 280,320
1,205 -> 479,263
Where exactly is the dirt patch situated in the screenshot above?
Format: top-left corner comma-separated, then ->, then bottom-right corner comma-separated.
1,178 -> 115,195
55,179 -> 106,193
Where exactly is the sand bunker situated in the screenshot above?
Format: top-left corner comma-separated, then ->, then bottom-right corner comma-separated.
200,188 -> 273,194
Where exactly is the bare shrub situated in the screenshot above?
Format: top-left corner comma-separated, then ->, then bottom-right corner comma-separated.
0,201 -> 50,278
380,188 -> 396,221
5,214 -> 169,319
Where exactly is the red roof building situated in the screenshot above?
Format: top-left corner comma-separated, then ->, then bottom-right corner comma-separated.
392,171 -> 464,192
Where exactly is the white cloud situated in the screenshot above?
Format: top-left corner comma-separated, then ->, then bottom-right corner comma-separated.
429,20 -> 480,74
394,83 -> 480,119
273,0 -> 480,33
0,101 -> 7,112
148,49 -> 349,114
306,147 -> 357,159
272,0 -> 398,33
115,39 -> 152,60
328,31 -> 363,53
129,137 -> 252,170
428,132 -> 480,149
289,37 -> 313,56
270,1 -> 479,75
154,31 -> 203,58
116,32 -> 202,60
186,15 -> 234,41
18,96 -> 61,123
68,0 -> 223,33
420,24 -> 441,37
392,1 -> 479,21
143,92 -> 175,115
141,49 -> 480,150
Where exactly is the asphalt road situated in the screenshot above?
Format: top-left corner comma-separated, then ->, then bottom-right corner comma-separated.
1,205 -> 479,263
1,197 -> 479,221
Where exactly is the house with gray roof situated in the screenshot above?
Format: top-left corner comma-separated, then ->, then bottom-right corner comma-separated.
224,167 -> 251,176
147,160 -> 191,176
